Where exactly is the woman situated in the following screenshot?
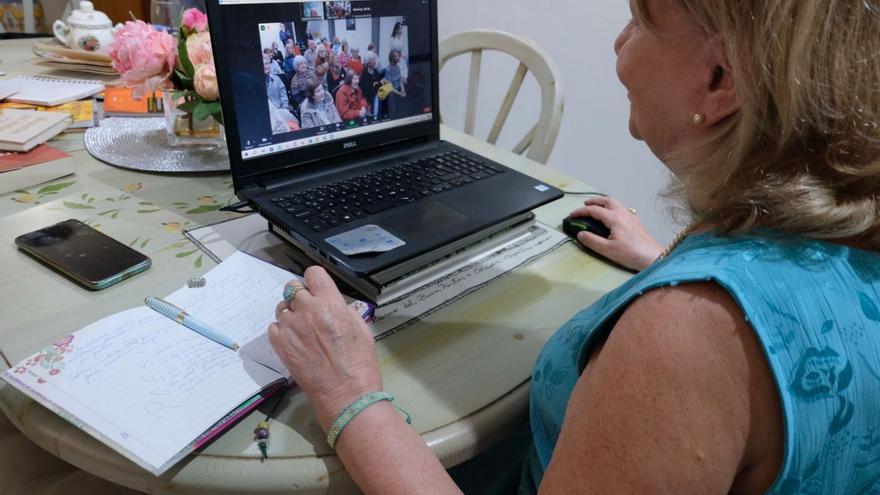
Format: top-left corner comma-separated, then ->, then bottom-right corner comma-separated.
281,42 -> 299,76
288,55 -> 312,110
262,48 -> 283,75
262,53 -> 288,113
326,51 -> 345,95
382,49 -> 406,118
389,21 -> 409,80
270,41 -> 284,65
298,77 -> 342,129
267,97 -> 300,135
347,47 -> 364,75
270,1 -> 880,494
389,21 -> 405,53
337,40 -> 352,69
358,51 -> 383,117
335,72 -> 370,121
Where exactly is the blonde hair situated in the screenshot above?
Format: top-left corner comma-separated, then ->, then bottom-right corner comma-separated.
636,0 -> 880,241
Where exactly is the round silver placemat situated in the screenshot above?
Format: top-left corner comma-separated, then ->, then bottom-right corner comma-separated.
85,118 -> 230,173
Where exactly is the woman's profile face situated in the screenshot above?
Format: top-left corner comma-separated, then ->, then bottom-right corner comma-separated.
313,85 -> 325,101
614,0 -> 717,161
352,75 -> 360,87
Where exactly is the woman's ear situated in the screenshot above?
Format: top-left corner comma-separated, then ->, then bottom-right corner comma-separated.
702,37 -> 739,126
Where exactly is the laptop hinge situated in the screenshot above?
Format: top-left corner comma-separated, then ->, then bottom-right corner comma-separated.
258,133 -> 441,192
238,185 -> 261,200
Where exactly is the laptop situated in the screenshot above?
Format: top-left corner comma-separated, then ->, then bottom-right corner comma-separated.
206,0 -> 563,297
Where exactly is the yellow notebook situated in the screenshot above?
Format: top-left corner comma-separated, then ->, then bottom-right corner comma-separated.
0,100 -> 96,130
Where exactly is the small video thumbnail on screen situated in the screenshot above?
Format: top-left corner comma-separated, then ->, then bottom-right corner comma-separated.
259,13 -> 418,137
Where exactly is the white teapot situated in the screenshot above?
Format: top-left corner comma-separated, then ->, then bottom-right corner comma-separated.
52,1 -> 117,55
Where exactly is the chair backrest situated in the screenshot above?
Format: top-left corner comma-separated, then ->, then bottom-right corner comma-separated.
438,29 -> 564,164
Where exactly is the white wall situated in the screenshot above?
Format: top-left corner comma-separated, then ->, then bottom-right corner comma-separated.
333,19 -> 373,54
438,0 -> 681,243
259,22 -> 294,52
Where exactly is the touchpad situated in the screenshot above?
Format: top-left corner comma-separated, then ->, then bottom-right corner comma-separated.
380,200 -> 470,240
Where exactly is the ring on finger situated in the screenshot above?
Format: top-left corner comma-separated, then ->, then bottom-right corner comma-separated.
627,208 -> 637,215
283,284 -> 302,303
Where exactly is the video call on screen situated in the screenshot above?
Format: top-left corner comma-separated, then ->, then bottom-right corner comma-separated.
218,0 -> 434,160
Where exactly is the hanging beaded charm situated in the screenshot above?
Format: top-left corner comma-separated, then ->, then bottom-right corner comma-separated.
254,420 -> 271,461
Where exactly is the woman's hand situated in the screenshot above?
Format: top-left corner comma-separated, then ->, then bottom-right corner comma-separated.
269,266 -> 382,430
569,196 -> 664,271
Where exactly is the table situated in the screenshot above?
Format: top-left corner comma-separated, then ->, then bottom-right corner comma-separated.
0,38 -> 632,493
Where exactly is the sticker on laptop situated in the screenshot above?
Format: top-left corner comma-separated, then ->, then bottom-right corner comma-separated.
325,224 -> 406,256
534,184 -> 550,192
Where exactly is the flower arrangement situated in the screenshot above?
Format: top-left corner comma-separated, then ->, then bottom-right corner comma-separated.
108,8 -> 223,125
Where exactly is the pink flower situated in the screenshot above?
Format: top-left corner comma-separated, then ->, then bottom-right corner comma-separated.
185,31 -> 213,66
182,8 -> 209,32
193,63 -> 219,101
109,20 -> 178,95
49,369 -> 61,376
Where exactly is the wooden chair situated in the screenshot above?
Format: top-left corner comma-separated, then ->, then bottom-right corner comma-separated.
439,29 -> 564,164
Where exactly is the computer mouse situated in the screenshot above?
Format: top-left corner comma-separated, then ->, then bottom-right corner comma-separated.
562,216 -> 611,239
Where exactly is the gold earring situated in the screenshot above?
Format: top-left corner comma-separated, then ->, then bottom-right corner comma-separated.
692,113 -> 705,126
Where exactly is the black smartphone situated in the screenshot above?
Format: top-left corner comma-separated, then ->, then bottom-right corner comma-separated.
15,219 -> 152,290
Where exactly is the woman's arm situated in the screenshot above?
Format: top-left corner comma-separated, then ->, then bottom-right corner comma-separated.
269,268 -> 462,495
330,402 -> 462,495
538,283 -> 782,494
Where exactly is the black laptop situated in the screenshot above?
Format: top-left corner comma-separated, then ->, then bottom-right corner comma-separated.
206,0 -> 563,287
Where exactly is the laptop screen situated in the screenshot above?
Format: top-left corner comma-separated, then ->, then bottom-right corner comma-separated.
214,0 -> 434,162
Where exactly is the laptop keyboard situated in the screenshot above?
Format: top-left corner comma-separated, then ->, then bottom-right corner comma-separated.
269,150 -> 506,233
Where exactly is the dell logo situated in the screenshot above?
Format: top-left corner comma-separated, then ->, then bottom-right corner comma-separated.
343,141 -> 358,149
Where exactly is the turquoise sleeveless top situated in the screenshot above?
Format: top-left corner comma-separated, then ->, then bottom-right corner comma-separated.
523,232 -> 880,493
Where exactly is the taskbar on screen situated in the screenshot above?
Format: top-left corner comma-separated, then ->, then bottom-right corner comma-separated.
242,112 -> 433,160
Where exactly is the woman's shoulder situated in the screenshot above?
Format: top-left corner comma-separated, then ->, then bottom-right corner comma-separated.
657,230 -> 878,277
549,281 -> 783,493
615,282 -> 750,361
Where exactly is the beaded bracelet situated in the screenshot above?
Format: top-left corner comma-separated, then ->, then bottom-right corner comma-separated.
326,391 -> 411,448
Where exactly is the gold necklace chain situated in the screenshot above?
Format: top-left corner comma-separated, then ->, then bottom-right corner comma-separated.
657,223 -> 696,261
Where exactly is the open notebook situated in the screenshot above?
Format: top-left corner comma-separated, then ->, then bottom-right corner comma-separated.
1,251 -> 369,475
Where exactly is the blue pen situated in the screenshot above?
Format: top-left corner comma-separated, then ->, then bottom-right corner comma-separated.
145,296 -> 240,351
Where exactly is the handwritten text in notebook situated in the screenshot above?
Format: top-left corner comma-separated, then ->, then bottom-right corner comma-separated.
0,252 -> 324,475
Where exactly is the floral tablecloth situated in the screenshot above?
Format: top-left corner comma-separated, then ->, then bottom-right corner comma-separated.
1,147 -> 245,269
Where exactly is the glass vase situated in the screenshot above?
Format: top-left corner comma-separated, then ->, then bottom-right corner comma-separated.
162,92 -> 224,148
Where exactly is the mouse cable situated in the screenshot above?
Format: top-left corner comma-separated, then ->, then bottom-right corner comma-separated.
562,190 -> 608,197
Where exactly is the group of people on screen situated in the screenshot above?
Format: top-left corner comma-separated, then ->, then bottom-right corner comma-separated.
263,21 -> 409,135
